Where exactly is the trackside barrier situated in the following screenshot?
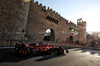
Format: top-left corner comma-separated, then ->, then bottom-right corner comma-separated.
0,39 -> 100,50
50,43 -> 100,50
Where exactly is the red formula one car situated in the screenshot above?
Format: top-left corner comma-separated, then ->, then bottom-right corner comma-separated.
15,42 -> 69,56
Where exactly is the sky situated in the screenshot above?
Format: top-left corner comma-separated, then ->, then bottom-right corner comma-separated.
34,0 -> 100,34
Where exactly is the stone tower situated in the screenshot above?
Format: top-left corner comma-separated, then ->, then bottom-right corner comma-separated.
77,20 -> 86,44
0,0 -> 32,40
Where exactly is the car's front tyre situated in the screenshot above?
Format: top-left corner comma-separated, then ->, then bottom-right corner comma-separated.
58,47 -> 64,55
19,47 -> 30,56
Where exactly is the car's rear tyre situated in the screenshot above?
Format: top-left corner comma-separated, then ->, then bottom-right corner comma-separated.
58,47 -> 64,55
19,47 -> 30,56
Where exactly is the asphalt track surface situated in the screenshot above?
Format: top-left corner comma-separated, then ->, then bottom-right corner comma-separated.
0,47 -> 100,66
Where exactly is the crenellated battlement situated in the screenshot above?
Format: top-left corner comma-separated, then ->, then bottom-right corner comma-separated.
30,0 -> 75,25
53,10 -> 55,13
42,6 -> 46,10
34,1 -> 38,5
77,21 -> 86,23
33,0 -> 71,24
39,3 -> 42,7
31,0 -> 76,25
47,8 -> 61,17
77,21 -> 86,26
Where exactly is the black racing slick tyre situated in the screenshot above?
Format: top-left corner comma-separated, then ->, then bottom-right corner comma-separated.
19,47 -> 30,56
58,47 -> 64,55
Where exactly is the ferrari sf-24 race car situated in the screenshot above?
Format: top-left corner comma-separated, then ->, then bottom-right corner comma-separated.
15,42 -> 69,56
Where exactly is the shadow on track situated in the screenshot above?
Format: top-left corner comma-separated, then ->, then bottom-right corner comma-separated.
0,48 -> 42,63
72,48 -> 100,55
35,54 -> 66,61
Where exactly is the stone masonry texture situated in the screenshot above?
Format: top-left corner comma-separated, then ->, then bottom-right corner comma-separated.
0,0 -> 86,44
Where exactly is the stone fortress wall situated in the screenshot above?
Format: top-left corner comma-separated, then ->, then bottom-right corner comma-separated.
0,0 -> 86,44
0,0 -> 31,39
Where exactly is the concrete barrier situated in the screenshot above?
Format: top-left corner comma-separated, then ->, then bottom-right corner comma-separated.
0,39 -> 100,50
